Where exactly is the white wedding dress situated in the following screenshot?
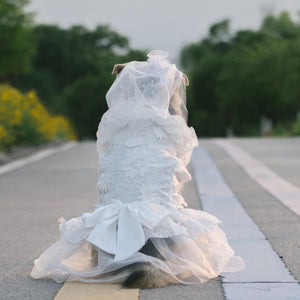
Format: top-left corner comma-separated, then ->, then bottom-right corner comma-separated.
30,50 -> 245,284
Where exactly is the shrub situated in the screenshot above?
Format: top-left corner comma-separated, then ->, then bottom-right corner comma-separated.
0,84 -> 76,151
291,118 -> 300,135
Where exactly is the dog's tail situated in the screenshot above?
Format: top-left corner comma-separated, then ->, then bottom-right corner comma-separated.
122,263 -> 178,289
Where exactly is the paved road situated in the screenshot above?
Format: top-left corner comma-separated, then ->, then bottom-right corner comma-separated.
0,143 -> 98,300
0,138 -> 299,299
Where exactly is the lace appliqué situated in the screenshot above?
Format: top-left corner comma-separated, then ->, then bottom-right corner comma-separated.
139,184 -> 164,203
153,124 -> 167,140
121,159 -> 150,178
143,217 -> 187,239
97,172 -> 110,193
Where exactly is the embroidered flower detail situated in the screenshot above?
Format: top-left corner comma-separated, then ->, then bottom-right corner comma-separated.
97,172 -> 110,193
139,184 -> 163,202
153,125 -> 167,140
143,217 -> 187,238
121,159 -> 150,178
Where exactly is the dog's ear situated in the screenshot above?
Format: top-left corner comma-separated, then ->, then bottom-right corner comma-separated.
112,63 -> 129,75
183,73 -> 189,86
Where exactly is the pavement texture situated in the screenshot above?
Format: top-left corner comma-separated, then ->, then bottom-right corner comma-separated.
232,137 -> 300,188
201,139 -> 300,282
0,140 -> 66,166
0,142 -> 98,300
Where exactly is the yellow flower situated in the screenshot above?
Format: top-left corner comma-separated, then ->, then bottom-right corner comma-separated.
0,125 -> 7,140
0,84 -> 77,150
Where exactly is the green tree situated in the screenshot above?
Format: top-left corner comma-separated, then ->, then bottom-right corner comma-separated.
180,11 -> 300,137
61,48 -> 148,139
62,75 -> 108,139
13,23 -> 147,138
261,11 -> 298,39
0,0 -> 35,79
15,24 -> 130,109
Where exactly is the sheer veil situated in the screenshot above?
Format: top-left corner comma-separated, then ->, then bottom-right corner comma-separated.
108,50 -> 189,122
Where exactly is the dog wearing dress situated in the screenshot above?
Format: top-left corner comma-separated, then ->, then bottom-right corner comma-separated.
105,62 -> 189,288
30,51 -> 244,289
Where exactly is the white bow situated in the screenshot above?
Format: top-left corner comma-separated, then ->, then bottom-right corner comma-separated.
81,200 -> 169,261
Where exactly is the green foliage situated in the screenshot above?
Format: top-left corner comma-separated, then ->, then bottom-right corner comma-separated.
0,0 -> 35,78
209,19 -> 231,43
62,75 -> 109,139
3,1 -> 299,139
12,23 -> 147,139
180,11 -> 300,136
272,117 -> 300,136
291,118 -> 300,135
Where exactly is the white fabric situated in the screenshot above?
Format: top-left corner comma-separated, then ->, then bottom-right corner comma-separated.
30,50 -> 245,284
82,200 -> 169,261
106,50 -> 188,121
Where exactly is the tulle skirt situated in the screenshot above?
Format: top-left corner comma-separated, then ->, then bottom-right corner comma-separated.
30,205 -> 245,284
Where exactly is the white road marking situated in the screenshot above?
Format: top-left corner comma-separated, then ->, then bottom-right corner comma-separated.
212,138 -> 300,216
191,142 -> 300,300
0,142 -> 78,176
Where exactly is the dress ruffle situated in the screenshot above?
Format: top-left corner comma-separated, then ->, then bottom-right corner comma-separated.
30,198 -> 245,284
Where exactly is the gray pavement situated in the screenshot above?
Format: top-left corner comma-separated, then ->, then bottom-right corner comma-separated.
201,140 -> 300,282
0,138 -> 299,299
232,137 -> 300,188
0,142 -> 98,300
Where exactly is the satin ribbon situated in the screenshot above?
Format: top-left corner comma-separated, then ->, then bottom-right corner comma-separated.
81,200 -> 169,261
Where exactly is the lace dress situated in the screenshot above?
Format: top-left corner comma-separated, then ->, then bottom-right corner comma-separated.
30,50 -> 245,284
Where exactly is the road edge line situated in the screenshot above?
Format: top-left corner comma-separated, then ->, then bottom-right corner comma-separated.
212,138 -> 300,216
0,141 -> 78,176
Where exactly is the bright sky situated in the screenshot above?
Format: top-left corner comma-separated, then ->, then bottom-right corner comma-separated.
26,0 -> 300,64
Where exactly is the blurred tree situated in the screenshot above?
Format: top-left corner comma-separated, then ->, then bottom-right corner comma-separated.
61,48 -> 148,139
15,24 -> 130,108
0,0 -> 35,79
209,19 -> 231,43
179,11 -> 300,137
13,23 -> 147,138
180,19 -> 232,136
62,74 -> 108,139
261,11 -> 298,39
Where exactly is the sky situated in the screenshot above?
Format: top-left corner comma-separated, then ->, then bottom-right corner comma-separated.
26,0 -> 300,64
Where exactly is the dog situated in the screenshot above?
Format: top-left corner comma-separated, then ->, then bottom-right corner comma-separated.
112,62 -> 189,121
99,61 -> 190,289
120,239 -> 180,289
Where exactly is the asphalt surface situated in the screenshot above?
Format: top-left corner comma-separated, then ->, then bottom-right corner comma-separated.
232,137 -> 300,188
0,138 -> 299,299
202,139 -> 300,282
0,143 -> 98,300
